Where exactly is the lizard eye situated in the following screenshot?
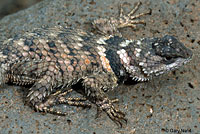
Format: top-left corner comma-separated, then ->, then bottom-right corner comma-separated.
164,56 -> 175,64
165,56 -> 173,61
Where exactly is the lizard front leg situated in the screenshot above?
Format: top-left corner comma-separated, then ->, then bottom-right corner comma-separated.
92,2 -> 151,36
82,73 -> 127,127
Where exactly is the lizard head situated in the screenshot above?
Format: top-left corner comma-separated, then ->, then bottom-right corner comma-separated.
118,35 -> 192,81
135,35 -> 192,79
152,35 -> 192,63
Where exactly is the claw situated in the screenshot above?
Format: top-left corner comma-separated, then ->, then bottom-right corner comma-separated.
111,98 -> 119,103
95,106 -> 103,119
107,108 -> 127,127
119,4 -> 124,17
130,11 -> 151,20
127,2 -> 142,17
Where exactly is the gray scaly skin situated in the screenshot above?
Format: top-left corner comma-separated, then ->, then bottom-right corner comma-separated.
0,2 -> 192,126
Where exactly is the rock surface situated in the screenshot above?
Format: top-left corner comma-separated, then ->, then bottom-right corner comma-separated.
0,0 -> 42,19
0,0 -> 199,133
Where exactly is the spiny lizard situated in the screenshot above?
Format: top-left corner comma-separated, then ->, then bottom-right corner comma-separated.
0,2 -> 192,126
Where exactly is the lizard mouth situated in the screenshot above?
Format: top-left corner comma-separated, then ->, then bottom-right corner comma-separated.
167,57 -> 191,70
130,56 -> 192,82
154,57 -> 192,76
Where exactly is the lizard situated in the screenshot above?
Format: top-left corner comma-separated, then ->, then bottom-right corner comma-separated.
0,2 -> 192,126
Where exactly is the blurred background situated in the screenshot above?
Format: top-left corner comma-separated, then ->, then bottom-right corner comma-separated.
0,0 -> 42,19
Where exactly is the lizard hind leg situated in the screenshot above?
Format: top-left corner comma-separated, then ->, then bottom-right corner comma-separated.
29,88 -> 91,116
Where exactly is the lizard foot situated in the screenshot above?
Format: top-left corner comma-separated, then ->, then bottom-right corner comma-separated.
96,98 -> 127,127
118,2 -> 151,29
